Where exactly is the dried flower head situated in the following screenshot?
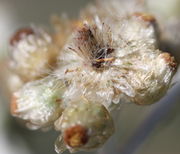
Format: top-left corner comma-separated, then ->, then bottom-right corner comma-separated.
55,15 -> 176,107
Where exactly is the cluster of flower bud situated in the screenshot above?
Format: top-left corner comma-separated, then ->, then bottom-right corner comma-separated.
8,0 -> 177,153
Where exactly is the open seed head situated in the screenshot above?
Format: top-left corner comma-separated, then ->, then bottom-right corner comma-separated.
55,14 -> 176,107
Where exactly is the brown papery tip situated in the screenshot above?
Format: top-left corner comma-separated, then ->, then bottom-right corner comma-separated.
72,20 -> 84,29
133,12 -> 156,23
64,125 -> 89,148
10,28 -> 34,46
72,18 -> 91,30
10,95 -> 18,115
160,53 -> 177,70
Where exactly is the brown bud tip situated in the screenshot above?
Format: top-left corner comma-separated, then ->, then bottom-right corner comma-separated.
10,95 -> 18,115
64,125 -> 89,148
10,28 -> 34,46
133,12 -> 156,23
160,53 -> 177,70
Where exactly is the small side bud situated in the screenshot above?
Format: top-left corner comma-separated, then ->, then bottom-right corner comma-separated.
9,26 -> 59,81
118,12 -> 159,49
12,76 -> 65,130
55,98 -> 114,153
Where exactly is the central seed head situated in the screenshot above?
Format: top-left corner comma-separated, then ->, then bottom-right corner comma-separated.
70,24 -> 115,70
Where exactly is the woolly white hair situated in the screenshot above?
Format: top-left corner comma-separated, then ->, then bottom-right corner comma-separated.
55,15 -> 175,109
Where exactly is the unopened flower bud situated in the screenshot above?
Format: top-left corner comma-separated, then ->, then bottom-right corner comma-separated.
118,12 -> 159,49
9,26 -> 59,81
54,98 -> 114,153
11,76 -> 65,130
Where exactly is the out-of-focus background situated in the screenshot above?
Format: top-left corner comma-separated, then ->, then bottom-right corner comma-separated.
0,0 -> 180,154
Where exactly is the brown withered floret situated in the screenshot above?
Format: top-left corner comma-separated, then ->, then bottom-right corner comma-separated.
64,125 -> 89,148
10,28 -> 34,46
133,12 -> 156,23
160,53 -> 177,70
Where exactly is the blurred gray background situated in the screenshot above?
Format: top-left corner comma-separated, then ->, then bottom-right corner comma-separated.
0,0 -> 93,56
0,0 -> 180,154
